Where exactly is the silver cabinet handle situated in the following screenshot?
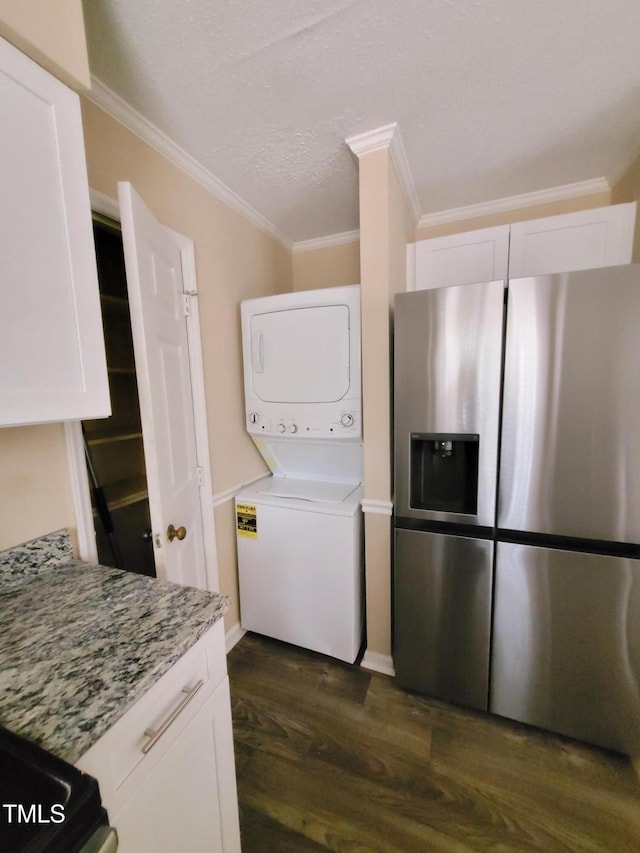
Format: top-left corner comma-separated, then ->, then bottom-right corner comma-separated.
141,679 -> 204,754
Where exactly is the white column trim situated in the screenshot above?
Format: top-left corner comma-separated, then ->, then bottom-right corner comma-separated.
169,227 -> 221,592
64,421 -> 99,563
225,623 -> 246,654
361,498 -> 393,516
361,650 -> 395,677
212,472 -> 271,509
346,122 -> 421,225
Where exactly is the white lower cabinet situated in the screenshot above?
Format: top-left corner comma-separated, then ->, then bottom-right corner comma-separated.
77,621 -> 241,852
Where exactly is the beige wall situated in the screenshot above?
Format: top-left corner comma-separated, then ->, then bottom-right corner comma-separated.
292,240 -> 360,291
0,0 -> 90,90
414,190 -> 611,242
612,150 -> 640,261
80,99 -> 291,628
357,147 -> 414,660
0,425 -> 76,552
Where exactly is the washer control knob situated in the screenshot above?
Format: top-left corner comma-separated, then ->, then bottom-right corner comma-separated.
289,424 -> 298,434
341,413 -> 355,427
248,411 -> 259,424
277,423 -> 286,433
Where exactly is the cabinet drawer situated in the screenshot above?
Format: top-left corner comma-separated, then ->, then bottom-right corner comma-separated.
78,620 -> 227,812
110,646 -> 209,790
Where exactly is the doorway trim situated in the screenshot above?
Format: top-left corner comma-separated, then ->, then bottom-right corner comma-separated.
65,188 -> 220,592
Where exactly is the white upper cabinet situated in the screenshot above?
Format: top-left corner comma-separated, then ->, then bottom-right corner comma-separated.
408,225 -> 510,290
508,203 -> 636,278
409,203 -> 636,291
0,36 -> 110,426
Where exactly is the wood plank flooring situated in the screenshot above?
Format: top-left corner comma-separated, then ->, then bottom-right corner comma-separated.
228,633 -> 640,852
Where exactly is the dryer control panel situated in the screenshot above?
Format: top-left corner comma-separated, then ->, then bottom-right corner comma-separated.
246,402 -> 361,440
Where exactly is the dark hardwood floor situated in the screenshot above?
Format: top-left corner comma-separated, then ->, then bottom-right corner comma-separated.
228,633 -> 640,852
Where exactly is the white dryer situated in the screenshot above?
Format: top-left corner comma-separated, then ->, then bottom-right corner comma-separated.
241,284 -> 362,446
237,285 -> 364,663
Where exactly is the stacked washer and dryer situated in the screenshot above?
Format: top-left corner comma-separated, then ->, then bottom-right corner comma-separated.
235,285 -> 364,663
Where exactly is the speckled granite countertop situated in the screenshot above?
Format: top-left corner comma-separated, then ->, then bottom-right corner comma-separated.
0,531 -> 229,765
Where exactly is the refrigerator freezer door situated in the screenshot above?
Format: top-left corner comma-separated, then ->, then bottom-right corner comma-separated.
394,529 -> 493,711
499,264 -> 640,543
395,280 -> 504,527
491,542 -> 640,754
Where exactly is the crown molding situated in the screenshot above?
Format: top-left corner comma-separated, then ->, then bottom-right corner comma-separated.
417,177 -> 611,230
293,229 -> 360,254
346,123 -> 397,157
346,122 -> 421,225
85,76 -> 293,251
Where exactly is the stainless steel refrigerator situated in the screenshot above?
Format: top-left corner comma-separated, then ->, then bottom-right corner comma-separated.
393,264 -> 640,754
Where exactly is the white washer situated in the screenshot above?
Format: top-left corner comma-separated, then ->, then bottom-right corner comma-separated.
236,477 -> 364,663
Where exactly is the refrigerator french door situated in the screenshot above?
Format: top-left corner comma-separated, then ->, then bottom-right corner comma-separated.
393,279 -> 504,711
492,266 -> 640,753
394,264 -> 640,753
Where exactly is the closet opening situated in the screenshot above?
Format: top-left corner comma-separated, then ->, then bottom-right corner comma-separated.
81,215 -> 156,577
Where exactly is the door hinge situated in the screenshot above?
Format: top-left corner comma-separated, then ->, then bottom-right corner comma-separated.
196,466 -> 204,487
183,290 -> 198,317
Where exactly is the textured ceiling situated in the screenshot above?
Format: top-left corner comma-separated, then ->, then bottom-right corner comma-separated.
83,0 -> 640,244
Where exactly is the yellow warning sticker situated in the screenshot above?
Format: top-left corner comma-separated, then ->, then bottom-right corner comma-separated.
237,503 -> 257,538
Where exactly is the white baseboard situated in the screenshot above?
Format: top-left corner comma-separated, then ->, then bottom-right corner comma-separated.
225,622 -> 246,654
361,649 -> 395,677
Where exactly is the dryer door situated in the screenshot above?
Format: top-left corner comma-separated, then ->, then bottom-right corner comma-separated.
250,305 -> 351,403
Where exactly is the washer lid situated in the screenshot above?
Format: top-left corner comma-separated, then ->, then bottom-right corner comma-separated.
255,477 -> 359,503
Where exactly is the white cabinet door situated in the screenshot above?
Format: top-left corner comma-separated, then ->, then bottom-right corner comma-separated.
0,36 -> 109,426
508,203 -> 636,278
112,678 -> 241,853
77,623 -> 241,852
409,203 -> 636,292
409,225 -> 510,291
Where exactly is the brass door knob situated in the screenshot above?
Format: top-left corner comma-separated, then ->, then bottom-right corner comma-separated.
167,524 -> 187,542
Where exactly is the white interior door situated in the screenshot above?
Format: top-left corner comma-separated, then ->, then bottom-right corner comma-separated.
118,183 -> 207,590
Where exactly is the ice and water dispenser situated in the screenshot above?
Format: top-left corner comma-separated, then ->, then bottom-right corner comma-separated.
409,433 -> 479,515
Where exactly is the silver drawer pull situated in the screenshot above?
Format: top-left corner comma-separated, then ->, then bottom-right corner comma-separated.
141,679 -> 204,754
